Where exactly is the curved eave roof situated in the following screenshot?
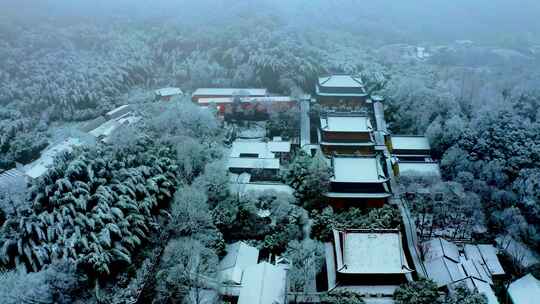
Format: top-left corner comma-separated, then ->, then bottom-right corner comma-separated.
325,192 -> 392,199
320,141 -> 375,146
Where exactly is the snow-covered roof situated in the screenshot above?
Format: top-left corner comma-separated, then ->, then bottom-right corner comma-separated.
331,157 -> 387,183
318,75 -> 364,88
316,75 -> 368,97
422,238 -> 460,263
219,242 -> 259,285
424,256 -> 467,287
238,262 -> 287,304
399,162 -> 441,177
325,192 -> 392,199
231,141 -> 275,159
460,259 -> 492,284
0,169 -> 27,196
336,230 -> 410,275
228,158 -> 280,170
320,115 -> 373,133
197,96 -> 293,104
230,140 -> 291,159
89,114 -> 141,142
193,88 -> 268,97
89,119 -> 122,138
106,105 -> 131,119
423,238 -> 504,302
464,244 -> 505,276
155,87 -> 183,96
508,274 -> 540,304
450,277 -> 499,304
23,138 -> 82,179
267,139 -> 291,153
230,182 -> 294,197
391,136 -> 431,151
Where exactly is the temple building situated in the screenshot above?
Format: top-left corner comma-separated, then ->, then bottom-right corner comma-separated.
192,88 -> 268,103
197,96 -> 296,117
325,229 -> 412,297
316,75 -> 369,109
218,242 -> 288,304
422,238 -> 503,304
389,135 -> 441,178
390,135 -> 432,161
325,156 -> 392,208
319,114 -> 375,156
226,139 -> 291,181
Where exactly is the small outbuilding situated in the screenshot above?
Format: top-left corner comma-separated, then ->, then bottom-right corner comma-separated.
219,241 -> 260,285
155,87 -> 183,101
508,273 -> 540,304
23,138 -> 83,179
238,262 -> 287,304
390,135 -> 431,160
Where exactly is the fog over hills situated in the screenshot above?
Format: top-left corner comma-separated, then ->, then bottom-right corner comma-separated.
0,1 -> 539,304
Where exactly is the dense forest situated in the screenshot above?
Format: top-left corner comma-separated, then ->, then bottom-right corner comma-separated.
1,0 -> 540,303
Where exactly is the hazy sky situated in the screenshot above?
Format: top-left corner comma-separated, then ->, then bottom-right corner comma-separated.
3,0 -> 540,45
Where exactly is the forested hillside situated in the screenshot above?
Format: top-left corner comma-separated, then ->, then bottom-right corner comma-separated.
1,1 -> 540,302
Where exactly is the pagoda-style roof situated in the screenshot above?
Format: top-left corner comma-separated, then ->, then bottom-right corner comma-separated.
331,156 -> 388,184
316,75 -> 368,97
333,229 -> 411,275
320,115 -> 373,133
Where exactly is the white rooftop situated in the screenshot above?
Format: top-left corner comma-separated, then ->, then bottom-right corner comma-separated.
460,258 -> 492,284
320,116 -> 373,133
391,136 -> 431,151
219,242 -> 259,285
508,274 -> 540,304
228,158 -> 280,170
464,244 -> 505,276
231,141 -> 275,159
155,87 -> 183,96
0,169 -> 27,196
230,182 -> 294,197
198,96 -> 293,104
331,157 -> 387,183
106,105 -> 130,117
23,138 -> 82,179
238,262 -> 287,304
318,75 -> 364,88
89,119 -> 122,138
193,88 -> 268,97
399,162 -> 441,177
424,257 -> 467,287
267,139 -> 291,153
338,230 -> 410,274
422,238 -> 460,263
